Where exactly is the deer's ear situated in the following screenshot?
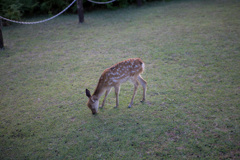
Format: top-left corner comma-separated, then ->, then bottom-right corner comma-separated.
86,89 -> 91,98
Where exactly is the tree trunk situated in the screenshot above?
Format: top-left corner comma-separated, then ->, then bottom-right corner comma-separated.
0,20 -> 4,49
136,0 -> 142,6
77,0 -> 84,23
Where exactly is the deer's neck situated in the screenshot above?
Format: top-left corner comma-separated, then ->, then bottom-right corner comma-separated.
93,80 -> 105,99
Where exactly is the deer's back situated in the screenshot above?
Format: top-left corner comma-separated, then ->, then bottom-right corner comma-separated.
99,58 -> 145,87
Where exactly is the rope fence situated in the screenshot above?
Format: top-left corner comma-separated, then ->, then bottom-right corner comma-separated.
0,0 -> 142,49
87,0 -> 118,4
0,0 -> 119,25
0,0 -> 77,25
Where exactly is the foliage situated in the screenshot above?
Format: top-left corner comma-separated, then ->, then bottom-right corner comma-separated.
38,0 -> 69,15
0,0 -> 168,20
19,0 -> 39,15
0,0 -> 23,20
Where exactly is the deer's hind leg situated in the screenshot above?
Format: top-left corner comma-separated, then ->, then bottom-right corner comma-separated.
138,75 -> 147,102
128,77 -> 139,108
114,85 -> 120,108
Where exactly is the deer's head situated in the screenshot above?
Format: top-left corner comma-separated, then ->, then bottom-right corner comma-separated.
86,89 -> 99,115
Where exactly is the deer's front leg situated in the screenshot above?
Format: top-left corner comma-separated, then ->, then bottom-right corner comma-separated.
114,85 -> 120,108
101,88 -> 111,108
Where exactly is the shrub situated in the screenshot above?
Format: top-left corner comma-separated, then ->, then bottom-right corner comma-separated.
0,0 -> 168,21
0,0 -> 23,20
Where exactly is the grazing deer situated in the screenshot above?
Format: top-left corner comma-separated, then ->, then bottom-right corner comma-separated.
85,58 -> 147,114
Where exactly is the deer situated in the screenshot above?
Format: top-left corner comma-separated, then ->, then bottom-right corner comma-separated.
85,58 -> 147,115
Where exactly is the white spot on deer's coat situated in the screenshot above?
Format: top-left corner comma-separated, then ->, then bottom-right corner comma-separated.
111,72 -> 120,76
112,79 -> 118,83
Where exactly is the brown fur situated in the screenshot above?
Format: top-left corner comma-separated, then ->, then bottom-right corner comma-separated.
86,58 -> 147,114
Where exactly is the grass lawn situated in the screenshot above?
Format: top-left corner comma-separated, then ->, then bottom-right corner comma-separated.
0,0 -> 240,159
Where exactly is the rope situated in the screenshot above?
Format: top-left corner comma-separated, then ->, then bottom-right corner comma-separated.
0,0 -> 76,24
87,0 -> 117,4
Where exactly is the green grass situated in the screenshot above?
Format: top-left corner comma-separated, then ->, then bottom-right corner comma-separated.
1,0 -> 240,159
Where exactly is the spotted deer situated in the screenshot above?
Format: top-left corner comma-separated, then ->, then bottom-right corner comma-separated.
85,58 -> 147,114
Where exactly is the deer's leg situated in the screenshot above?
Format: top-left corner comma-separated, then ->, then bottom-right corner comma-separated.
114,85 -> 120,108
128,79 -> 139,108
138,75 -> 147,102
101,88 -> 111,108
